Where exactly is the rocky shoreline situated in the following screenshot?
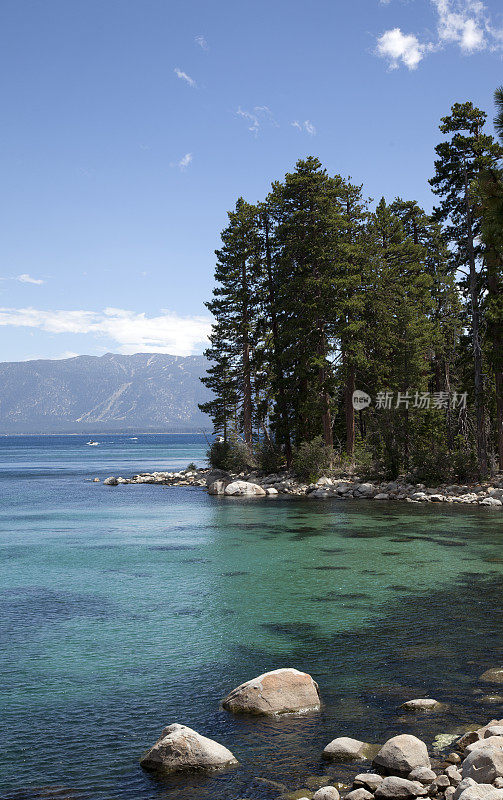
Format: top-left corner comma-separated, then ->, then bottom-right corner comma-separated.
138,667 -> 503,800
99,467 -> 503,508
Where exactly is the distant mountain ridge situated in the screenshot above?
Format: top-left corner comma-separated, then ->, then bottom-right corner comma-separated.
0,352 -> 212,433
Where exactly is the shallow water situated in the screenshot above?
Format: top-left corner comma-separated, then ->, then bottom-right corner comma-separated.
0,435 -> 502,800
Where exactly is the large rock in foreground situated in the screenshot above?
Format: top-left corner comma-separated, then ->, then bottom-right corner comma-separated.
462,746 -> 503,784
224,481 -> 266,497
139,723 -> 238,773
222,668 -> 320,715
374,734 -> 430,775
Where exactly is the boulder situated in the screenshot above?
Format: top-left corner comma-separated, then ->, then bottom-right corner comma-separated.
400,699 -> 440,713
354,773 -> 385,791
466,738 -> 503,755
104,476 -> 118,486
355,483 -> 376,497
208,479 -> 229,495
408,768 -> 437,784
313,788 -> 341,800
480,669 -> 503,685
462,747 -> 503,783
374,493 -> 390,500
374,777 -> 428,798
139,723 -> 238,773
485,727 -> 503,738
222,668 -> 320,715
224,481 -> 267,497
323,737 -> 372,762
346,790 -> 374,800
266,487 -> 279,495
444,766 -> 462,785
374,735 -> 430,775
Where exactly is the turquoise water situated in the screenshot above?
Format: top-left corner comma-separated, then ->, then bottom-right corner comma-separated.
1,435 -> 502,800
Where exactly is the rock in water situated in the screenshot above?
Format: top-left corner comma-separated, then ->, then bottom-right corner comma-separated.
323,737 -> 372,761
400,699 -> 440,712
104,476 -> 118,485
374,735 -> 431,775
222,668 -> 320,715
480,669 -> 503,685
313,788 -> 341,800
139,723 -> 238,773
224,481 -> 267,496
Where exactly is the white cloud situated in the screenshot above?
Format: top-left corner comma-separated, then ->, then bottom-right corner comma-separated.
17,273 -> 45,285
178,152 -> 193,170
376,0 -> 502,68
195,35 -> 208,50
0,307 -> 212,356
291,119 -> 317,135
236,105 -> 277,135
376,27 -> 428,69
174,67 -> 196,88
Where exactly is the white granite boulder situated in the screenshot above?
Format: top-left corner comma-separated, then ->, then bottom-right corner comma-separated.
139,723 -> 238,773
462,747 -> 503,784
224,480 -> 266,497
313,787 -> 341,800
323,737 -> 372,762
374,735 -> 430,775
400,699 -> 440,713
222,667 -> 320,715
374,776 -> 428,798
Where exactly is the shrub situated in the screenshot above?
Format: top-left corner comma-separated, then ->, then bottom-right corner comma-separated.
186,462 -> 197,471
256,440 -> 284,474
292,436 -> 334,482
207,437 -> 254,472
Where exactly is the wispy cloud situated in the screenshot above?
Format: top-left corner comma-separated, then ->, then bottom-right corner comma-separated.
0,307 -> 212,356
292,120 -> 316,135
236,105 -> 278,136
17,274 -> 44,285
195,34 -> 208,50
375,0 -> 502,69
174,67 -> 196,88
178,153 -> 193,170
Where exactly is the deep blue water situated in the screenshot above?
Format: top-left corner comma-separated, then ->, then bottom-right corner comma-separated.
0,434 -> 502,800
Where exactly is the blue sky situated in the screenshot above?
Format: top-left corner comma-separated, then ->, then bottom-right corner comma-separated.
0,0 -> 501,361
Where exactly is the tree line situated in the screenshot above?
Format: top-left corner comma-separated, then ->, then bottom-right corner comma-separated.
199,93 -> 503,482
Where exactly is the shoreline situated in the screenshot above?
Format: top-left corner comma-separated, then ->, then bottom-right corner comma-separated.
99,467 -> 503,508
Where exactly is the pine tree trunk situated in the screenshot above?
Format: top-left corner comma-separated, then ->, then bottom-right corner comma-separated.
464,169 -> 488,476
345,363 -> 355,460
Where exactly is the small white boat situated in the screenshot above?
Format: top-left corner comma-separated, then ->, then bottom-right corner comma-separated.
86,440 -> 99,446
130,437 -> 138,440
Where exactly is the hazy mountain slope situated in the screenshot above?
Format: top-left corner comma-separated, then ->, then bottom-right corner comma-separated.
0,353 -> 212,433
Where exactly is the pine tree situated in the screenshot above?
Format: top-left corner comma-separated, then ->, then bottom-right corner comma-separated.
201,198 -> 263,446
430,101 -> 503,475
267,157 -> 342,449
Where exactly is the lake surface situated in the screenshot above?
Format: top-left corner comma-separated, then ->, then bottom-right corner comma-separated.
1,434 -> 502,800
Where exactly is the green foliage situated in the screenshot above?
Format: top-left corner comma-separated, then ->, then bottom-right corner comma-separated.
255,440 -> 284,474
186,462 -> 197,471
292,436 -> 334,482
206,437 -> 254,472
207,439 -> 232,470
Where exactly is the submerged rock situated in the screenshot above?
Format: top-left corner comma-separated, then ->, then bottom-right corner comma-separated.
222,667 -> 320,715
139,723 -> 238,774
400,698 -> 441,712
374,734 -> 430,775
480,669 -> 503,685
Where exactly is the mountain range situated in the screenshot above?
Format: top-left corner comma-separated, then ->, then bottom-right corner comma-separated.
0,352 -> 212,433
